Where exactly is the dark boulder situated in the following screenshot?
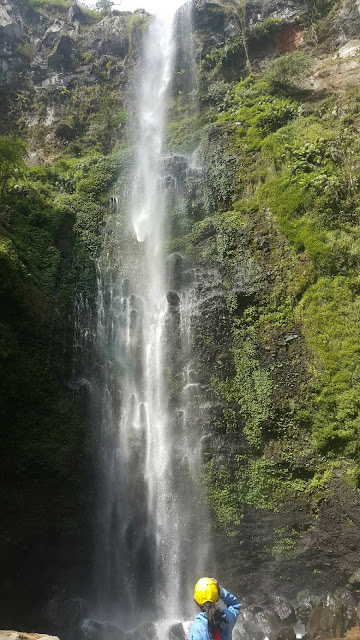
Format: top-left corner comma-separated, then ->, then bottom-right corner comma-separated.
274,628 -> 296,640
306,591 -> 357,640
0,5 -> 21,41
68,4 -> 86,24
167,623 -> 185,640
122,278 -> 131,297
294,591 -> 323,624
48,34 -> 76,71
166,253 -> 184,291
95,15 -> 130,58
55,122 -> 75,141
336,589 -> 357,630
243,620 -> 264,640
42,21 -> 64,50
273,596 -> 296,624
255,608 -> 282,638
130,621 -> 157,640
167,290 -> 180,308
79,619 -> 129,640
307,603 -> 343,640
348,571 -> 360,598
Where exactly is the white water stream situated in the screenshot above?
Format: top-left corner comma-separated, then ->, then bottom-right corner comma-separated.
89,2 -> 209,637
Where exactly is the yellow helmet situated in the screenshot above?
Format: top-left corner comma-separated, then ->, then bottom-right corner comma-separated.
194,577 -> 219,606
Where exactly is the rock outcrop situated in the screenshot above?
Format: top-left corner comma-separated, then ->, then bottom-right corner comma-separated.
0,634 -> 60,640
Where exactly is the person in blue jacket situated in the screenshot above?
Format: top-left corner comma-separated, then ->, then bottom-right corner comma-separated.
189,577 -> 241,640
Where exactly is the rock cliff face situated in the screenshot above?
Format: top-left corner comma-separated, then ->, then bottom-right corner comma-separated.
2,0 -> 360,636
168,0 -> 360,623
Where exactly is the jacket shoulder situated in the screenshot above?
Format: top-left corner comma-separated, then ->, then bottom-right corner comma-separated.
189,618 -> 208,640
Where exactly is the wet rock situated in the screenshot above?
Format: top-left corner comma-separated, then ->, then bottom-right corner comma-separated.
167,623 -> 185,640
275,628 -> 296,640
122,278 -> 131,297
130,294 -> 145,317
273,596 -> 296,624
255,608 -> 282,638
242,620 -> 264,640
242,593 -> 272,610
167,290 -> 180,308
294,591 -> 323,624
348,571 -> 360,596
132,622 -> 157,640
307,597 -> 344,640
130,308 -> 138,330
80,618 -> 128,640
166,253 -> 184,291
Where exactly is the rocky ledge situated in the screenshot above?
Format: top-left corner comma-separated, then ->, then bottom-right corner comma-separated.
232,584 -> 360,640
0,634 -> 59,640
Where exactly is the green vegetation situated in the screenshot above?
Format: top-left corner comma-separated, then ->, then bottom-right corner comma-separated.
297,277 -> 360,455
254,17 -> 283,39
176,50 -> 360,531
165,115 -> 204,153
0,136 -> 27,196
25,0 -> 100,20
27,0 -> 72,15
264,51 -> 315,91
212,326 -> 274,446
0,136 -> 123,583
272,527 -> 299,554
95,0 -> 113,15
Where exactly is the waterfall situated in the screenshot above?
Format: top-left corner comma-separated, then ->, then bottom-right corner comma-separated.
89,2 -> 209,636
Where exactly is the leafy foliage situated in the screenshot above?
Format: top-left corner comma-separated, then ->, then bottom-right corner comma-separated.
212,326 -> 274,446
0,136 -> 27,196
264,51 -> 315,91
179,69 -> 360,530
0,146 -> 121,585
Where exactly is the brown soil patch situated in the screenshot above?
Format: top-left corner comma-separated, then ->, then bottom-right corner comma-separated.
277,25 -> 302,54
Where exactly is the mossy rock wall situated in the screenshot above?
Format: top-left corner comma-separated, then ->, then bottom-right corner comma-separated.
167,0 -> 360,599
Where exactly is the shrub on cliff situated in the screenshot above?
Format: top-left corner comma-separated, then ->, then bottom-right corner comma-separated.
0,137 -> 27,197
264,51 -> 315,91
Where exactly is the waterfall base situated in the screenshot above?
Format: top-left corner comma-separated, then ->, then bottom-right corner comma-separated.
79,618 -> 191,640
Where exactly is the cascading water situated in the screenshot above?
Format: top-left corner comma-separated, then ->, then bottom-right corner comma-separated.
88,2 -> 209,637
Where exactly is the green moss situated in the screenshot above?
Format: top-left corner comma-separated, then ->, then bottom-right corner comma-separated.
204,460 -> 242,533
253,17 -> 283,38
187,70 -> 360,532
165,116 -> 204,153
212,324 -> 274,446
296,277 -> 360,454
0,144 -> 123,571
27,0 -> 72,15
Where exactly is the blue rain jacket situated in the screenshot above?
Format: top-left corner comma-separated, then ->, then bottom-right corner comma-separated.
189,587 -> 241,640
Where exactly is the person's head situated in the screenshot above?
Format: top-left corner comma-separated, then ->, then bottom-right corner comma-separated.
193,578 -> 223,636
